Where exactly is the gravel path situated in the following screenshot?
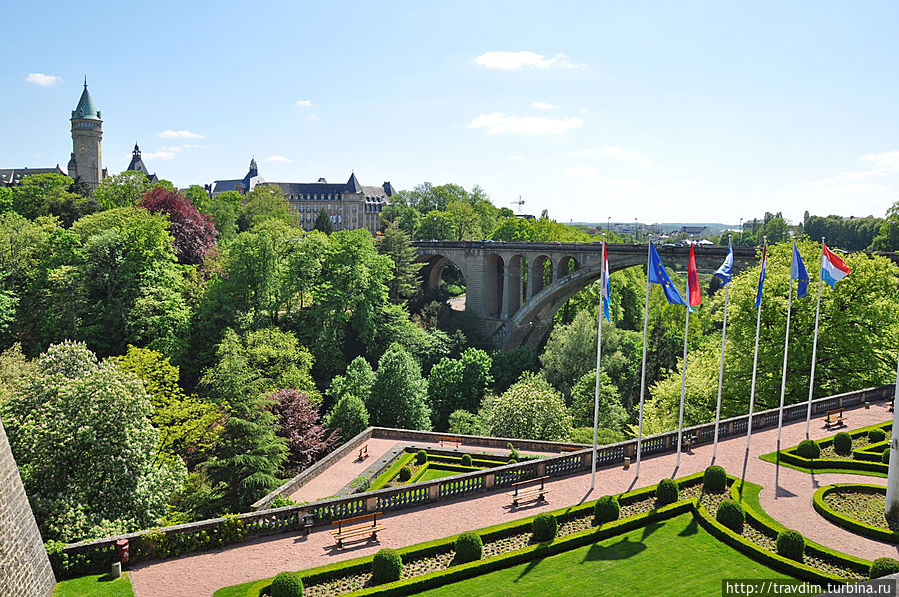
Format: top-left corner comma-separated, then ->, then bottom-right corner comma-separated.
129,402 -> 899,597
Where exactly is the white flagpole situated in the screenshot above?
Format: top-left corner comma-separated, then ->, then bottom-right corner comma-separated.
885,350 -> 899,519
591,236 -> 606,490
712,236 -> 732,460
805,237 -> 825,438
746,238 -> 766,453
776,246 -> 796,452
635,243 -> 652,477
675,306 -> 690,468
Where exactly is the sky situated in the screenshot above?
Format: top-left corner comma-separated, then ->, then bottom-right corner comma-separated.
2,1 -> 898,225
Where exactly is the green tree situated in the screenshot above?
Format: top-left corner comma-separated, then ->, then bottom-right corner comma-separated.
569,369 -> 627,430
427,348 -> 493,430
415,211 -> 455,240
377,226 -> 421,303
327,356 -> 376,404
367,343 -> 431,429
184,185 -> 211,213
93,171 -> 152,210
314,208 -> 333,234
10,173 -> 74,220
206,190 -> 242,244
238,185 -> 292,231
490,346 -> 539,394
379,203 -> 421,235
540,309 -> 598,397
323,393 -> 370,439
871,201 -> 899,251
479,372 -> 572,441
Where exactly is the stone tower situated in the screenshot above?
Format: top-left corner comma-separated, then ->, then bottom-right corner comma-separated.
0,417 -> 56,595
67,78 -> 103,191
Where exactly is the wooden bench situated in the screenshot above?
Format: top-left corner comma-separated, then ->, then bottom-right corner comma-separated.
509,476 -> 552,507
438,436 -> 462,448
824,408 -> 845,428
329,512 -> 384,548
560,445 -> 582,453
357,444 -> 368,460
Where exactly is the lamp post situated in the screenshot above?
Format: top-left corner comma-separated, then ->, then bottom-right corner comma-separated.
634,218 -> 638,241
607,217 -> 611,234
739,217 -> 743,245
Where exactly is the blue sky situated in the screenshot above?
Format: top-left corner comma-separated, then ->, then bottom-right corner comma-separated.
2,1 -> 897,225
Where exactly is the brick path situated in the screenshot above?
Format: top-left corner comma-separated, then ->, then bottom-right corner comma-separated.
128,402 -> 898,597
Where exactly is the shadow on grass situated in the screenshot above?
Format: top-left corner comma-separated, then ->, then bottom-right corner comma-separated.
583,537 -> 647,562
641,520 -> 662,540
678,517 -> 699,537
97,573 -> 119,583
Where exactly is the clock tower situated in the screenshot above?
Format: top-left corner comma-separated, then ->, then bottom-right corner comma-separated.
67,78 -> 103,191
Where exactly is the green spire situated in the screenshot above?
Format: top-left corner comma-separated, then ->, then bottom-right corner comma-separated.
71,78 -> 101,120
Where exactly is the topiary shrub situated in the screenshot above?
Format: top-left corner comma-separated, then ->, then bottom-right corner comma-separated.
594,496 -> 620,524
655,479 -> 679,506
507,443 -> 521,461
869,428 -> 886,443
454,531 -> 483,563
776,530 -> 804,562
833,432 -> 852,455
415,450 -> 428,465
508,458 -> 517,464
371,548 -> 402,584
270,571 -> 303,597
796,439 -> 820,459
461,454 -> 473,467
532,513 -> 557,542
398,466 -> 412,482
870,557 -> 899,579
703,465 -> 727,492
884,448 -> 892,464
716,499 -> 745,534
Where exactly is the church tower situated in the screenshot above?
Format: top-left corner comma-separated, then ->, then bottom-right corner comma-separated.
67,78 -> 103,191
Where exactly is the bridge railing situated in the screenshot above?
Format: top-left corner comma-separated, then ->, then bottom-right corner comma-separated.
53,384 -> 891,576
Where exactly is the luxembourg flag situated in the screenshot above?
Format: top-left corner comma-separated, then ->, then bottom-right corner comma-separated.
601,241 -> 611,320
821,242 -> 850,288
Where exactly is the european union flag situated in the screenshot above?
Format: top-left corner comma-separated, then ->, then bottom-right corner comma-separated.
792,243 -> 809,298
648,242 -> 690,310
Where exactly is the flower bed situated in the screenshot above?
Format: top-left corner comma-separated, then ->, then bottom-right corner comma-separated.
813,484 -> 899,543
760,422 -> 891,476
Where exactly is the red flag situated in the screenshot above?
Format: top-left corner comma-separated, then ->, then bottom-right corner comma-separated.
688,244 -> 701,306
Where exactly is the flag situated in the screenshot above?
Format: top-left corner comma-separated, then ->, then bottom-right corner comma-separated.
792,243 -> 809,298
687,244 -> 701,306
601,241 -> 611,321
648,242 -> 690,309
821,242 -> 850,288
714,241 -> 733,286
754,243 -> 767,309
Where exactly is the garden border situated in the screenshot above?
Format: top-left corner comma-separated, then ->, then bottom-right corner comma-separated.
760,421 -> 892,476
812,484 -> 899,544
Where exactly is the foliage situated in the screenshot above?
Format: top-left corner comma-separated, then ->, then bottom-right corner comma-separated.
884,448 -> 891,464
569,369 -> 627,430
868,428 -> 886,443
398,466 -> 412,481
531,513 -> 558,542
715,499 -> 745,534
270,388 -> 339,475
540,309 -> 599,397
371,548 -> 403,584
238,185 -> 292,232
0,344 -> 36,405
377,226 -> 420,303
270,571 -> 303,597
655,479 -> 679,506
489,346 -> 538,394
454,531 -> 483,563
796,439 -> 821,459
322,393 -> 370,440
803,214 -> 880,252
416,450 -> 428,465
428,348 -> 493,430
367,342 -> 431,430
447,409 -> 484,435
327,356 -> 376,405
314,208 -> 333,234
480,372 -> 572,441
593,495 -> 620,524
94,171 -> 152,209
870,200 -> 899,251
569,426 -> 625,445
350,475 -> 372,492
205,190 -> 242,244
703,465 -> 727,492
776,529 -> 805,562
870,558 -> 899,579
461,454 -> 473,466
833,432 -> 852,455
139,186 -> 217,265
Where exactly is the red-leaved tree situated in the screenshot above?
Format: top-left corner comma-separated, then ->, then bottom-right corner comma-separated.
269,389 -> 340,475
139,187 -> 216,264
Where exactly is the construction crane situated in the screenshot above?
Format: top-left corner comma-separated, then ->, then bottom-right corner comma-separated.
510,196 -> 525,214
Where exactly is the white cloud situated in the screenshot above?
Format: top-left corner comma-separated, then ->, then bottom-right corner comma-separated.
565,149 -> 596,157
509,155 -> 525,161
563,166 -> 598,177
296,99 -> 312,107
25,73 -> 60,87
859,151 -> 899,172
474,51 -> 585,70
305,114 -> 319,121
157,130 -> 205,139
138,144 -> 206,161
266,155 -> 293,163
600,146 -> 645,161
468,112 -> 583,135
531,101 -> 559,110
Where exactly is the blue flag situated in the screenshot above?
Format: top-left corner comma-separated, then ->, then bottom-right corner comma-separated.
601,242 -> 611,321
755,244 -> 767,309
648,242 -> 690,310
714,241 -> 733,286
792,243 -> 809,298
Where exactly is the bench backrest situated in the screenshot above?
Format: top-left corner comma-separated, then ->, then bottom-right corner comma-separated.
511,475 -> 549,488
332,511 -> 382,526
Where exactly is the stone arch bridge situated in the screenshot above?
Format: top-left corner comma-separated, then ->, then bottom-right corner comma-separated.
413,241 -> 759,350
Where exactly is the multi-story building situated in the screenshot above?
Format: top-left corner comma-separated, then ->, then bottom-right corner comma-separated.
66,79 -> 107,191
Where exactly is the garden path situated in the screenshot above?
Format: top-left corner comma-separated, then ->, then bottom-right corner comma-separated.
128,401 -> 897,597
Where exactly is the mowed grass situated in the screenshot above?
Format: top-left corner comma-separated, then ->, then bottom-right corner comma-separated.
418,466 -> 467,482
420,513 -> 795,597
54,572 -> 134,597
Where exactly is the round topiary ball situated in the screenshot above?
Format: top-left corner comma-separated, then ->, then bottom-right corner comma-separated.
415,450 -> 428,465
703,465 -> 727,492
398,466 -> 412,482
270,571 -> 303,597
870,557 -> 899,579
833,432 -> 852,455
655,479 -> 679,506
883,448 -> 892,464
532,513 -> 557,542
776,529 -> 805,562
869,428 -> 886,443
716,499 -> 745,534
371,548 -> 403,584
594,496 -> 620,524
461,454 -> 473,467
454,531 -> 483,563
796,439 -> 820,459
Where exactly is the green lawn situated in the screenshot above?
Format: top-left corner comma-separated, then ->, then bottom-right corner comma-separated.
54,572 -> 133,597
420,513 -> 796,597
418,466 -> 467,482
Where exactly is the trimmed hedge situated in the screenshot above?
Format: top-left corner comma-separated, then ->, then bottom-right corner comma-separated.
454,532 -> 483,564
270,571 -> 303,597
703,465 -> 727,492
372,549 -> 403,584
796,440 -> 820,459
777,530 -> 805,562
532,513 -> 557,542
716,500 -> 744,534
415,450 -> 428,465
398,467 -> 412,482
870,558 -> 899,579
656,479 -> 679,505
594,496 -> 620,524
813,484 -> 899,543
833,432 -> 852,455
884,448 -> 891,464
869,429 -> 886,443
461,454 -> 473,467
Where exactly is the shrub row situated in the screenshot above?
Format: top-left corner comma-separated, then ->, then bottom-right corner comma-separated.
812,484 -> 899,544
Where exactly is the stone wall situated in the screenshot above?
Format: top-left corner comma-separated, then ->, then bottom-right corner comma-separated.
0,418 -> 56,596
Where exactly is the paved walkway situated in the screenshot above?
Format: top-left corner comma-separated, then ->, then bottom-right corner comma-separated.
129,402 -> 898,597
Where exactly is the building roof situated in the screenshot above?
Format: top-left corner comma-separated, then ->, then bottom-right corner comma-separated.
263,174 -> 396,201
0,166 -> 65,187
72,80 -> 101,121
125,144 -> 158,183
208,158 -> 264,196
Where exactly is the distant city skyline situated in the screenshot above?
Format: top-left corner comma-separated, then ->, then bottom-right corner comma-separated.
2,1 -> 897,224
